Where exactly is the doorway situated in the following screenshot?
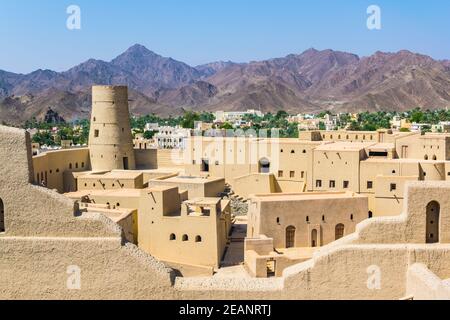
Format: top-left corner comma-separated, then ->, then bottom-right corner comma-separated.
201,159 -> 210,172
259,158 -> 270,173
426,201 -> 440,243
286,226 -> 296,248
335,224 -> 345,240
266,259 -> 276,277
311,229 -> 318,247
123,157 -> 129,170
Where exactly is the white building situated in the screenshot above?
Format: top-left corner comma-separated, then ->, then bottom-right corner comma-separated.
155,126 -> 191,149
214,109 -> 264,123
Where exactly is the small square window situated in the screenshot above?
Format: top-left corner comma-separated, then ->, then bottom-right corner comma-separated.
94,130 -> 99,138
316,180 -> 322,188
329,180 -> 336,188
290,171 -> 295,178
390,183 -> 397,191
278,170 -> 283,178
367,181 -> 373,189
343,181 -> 349,188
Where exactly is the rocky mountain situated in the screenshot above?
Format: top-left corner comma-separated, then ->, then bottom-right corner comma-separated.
1,44 -> 450,125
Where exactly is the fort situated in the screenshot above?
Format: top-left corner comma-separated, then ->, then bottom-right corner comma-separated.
1,85 -> 450,299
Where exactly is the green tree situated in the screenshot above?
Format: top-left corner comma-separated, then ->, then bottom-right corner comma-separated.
180,111 -> 200,129
220,122 -> 233,130
143,130 -> 156,139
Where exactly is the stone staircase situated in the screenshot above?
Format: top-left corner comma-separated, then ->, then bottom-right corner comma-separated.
220,182 -> 248,216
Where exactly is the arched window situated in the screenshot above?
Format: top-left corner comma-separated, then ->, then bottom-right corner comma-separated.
426,201 -> 440,244
0,198 -> 4,232
302,150 -> 306,154
259,158 -> 270,173
335,224 -> 345,240
195,235 -> 202,243
182,234 -> 189,241
69,163 -> 72,169
368,211 -> 373,218
170,234 -> 176,241
424,155 -> 429,160
286,226 -> 296,248
291,150 -> 295,154
350,214 -> 354,221
432,155 -> 437,160
306,216 -> 309,223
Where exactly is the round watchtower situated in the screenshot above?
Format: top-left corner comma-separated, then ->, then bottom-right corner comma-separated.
89,86 -> 136,171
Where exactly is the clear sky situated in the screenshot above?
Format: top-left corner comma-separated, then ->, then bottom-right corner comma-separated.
1,0 -> 449,73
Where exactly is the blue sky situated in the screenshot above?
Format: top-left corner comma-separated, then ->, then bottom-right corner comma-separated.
0,0 -> 449,73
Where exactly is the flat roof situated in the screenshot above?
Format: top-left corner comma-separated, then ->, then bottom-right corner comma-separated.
156,175 -> 224,184
366,143 -> 395,150
84,207 -> 135,222
185,197 -> 222,205
65,188 -> 143,198
79,170 -> 143,180
362,158 -> 448,164
249,191 -> 366,202
315,141 -> 376,151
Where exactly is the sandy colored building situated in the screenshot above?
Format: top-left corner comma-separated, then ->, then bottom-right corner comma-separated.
3,85 -> 450,300
66,185 -> 231,274
245,191 -> 368,277
2,124 -> 450,299
184,129 -> 450,217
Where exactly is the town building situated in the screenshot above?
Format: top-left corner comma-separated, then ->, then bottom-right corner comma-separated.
1,85 -> 450,300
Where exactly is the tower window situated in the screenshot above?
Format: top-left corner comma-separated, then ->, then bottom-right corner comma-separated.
94,130 -> 99,138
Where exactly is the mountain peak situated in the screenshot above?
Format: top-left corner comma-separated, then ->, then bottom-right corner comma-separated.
122,44 -> 158,57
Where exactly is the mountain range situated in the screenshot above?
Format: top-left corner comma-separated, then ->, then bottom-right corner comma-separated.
1,44 -> 450,125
